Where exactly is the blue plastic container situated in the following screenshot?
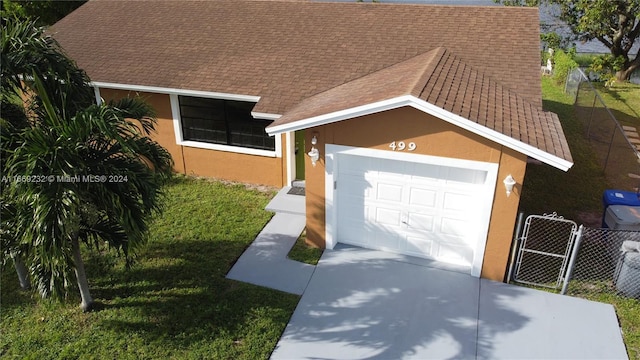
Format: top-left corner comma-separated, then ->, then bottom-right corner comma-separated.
603,190 -> 640,208
602,190 -> 640,227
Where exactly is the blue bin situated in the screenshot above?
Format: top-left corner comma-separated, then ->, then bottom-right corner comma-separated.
602,190 -> 640,227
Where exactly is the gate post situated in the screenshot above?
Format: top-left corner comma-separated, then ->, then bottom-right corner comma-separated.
561,225 -> 584,295
506,212 -> 525,283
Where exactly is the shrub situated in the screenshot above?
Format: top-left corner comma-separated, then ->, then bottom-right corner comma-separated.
552,50 -> 579,85
589,54 -> 625,87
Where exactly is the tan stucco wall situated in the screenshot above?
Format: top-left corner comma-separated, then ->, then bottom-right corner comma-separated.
98,88 -> 287,187
305,106 -> 527,281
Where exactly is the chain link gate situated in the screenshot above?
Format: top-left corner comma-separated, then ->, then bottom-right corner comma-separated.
512,213 -> 580,290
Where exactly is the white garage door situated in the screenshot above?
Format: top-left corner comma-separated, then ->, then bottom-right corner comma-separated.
330,148 -> 497,276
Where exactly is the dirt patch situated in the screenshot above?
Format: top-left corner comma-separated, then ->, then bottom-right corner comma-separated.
575,211 -> 603,228
180,175 -> 279,194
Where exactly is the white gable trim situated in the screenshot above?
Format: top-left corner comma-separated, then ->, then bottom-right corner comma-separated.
266,95 -> 573,171
92,81 -> 260,102
252,112 -> 282,120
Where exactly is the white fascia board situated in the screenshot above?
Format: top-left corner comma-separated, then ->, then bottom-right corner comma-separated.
265,96 -> 416,135
252,112 -> 282,121
91,81 -> 260,102
93,87 -> 102,105
266,95 -> 573,171
408,98 -> 574,172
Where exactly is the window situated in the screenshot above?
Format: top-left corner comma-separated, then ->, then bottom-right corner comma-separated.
178,96 -> 275,151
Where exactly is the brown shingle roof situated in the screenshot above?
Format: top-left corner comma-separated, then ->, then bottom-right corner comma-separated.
51,0 -> 543,114
267,48 -> 572,168
51,0 -> 571,169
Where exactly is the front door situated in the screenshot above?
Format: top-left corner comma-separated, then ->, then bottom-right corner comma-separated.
295,130 -> 305,180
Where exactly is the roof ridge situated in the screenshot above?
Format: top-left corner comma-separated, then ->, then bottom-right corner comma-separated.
422,49 -> 547,113
410,47 -> 448,99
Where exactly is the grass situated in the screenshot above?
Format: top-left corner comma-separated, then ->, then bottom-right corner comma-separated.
0,176 -> 299,359
287,228 -> 323,265
520,78 -> 640,359
594,81 -> 640,128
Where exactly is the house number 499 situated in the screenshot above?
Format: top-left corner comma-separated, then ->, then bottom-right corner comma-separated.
389,141 -> 416,151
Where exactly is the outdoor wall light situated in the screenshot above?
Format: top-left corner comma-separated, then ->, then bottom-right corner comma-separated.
503,174 -> 517,197
308,135 -> 320,167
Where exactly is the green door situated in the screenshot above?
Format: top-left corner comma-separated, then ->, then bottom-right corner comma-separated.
295,130 -> 305,180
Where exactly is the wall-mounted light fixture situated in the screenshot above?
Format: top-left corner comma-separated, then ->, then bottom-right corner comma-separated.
503,174 -> 516,197
308,135 -> 319,167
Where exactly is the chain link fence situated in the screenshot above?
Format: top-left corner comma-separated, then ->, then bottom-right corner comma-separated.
565,227 -> 640,299
567,68 -> 640,191
509,213 -> 640,301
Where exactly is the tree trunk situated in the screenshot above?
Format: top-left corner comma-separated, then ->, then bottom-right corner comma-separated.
11,252 -> 31,290
71,236 -> 94,312
616,59 -> 639,81
616,68 -> 635,81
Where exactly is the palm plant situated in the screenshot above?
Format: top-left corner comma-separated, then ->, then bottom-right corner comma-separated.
1,17 -> 173,311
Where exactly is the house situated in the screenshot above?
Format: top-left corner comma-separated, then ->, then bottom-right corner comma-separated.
51,0 -> 573,281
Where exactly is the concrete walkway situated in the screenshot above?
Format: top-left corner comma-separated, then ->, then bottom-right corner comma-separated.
226,187 -> 316,295
272,245 -> 629,359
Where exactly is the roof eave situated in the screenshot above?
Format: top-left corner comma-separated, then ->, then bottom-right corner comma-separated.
266,95 -> 574,172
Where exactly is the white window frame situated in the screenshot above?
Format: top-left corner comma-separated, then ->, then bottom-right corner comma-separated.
170,94 -> 281,158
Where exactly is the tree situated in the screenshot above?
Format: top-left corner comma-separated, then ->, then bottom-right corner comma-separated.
1,0 -> 86,26
1,17 -> 173,311
498,0 -> 640,81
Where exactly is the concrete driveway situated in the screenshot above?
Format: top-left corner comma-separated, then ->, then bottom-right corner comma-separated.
271,245 -> 628,359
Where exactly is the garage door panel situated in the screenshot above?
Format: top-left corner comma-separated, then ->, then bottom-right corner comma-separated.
408,187 -> 437,208
370,231 -> 401,250
374,207 -> 403,227
376,158 -> 406,178
406,236 -> 434,257
376,182 -> 403,202
446,167 -> 486,185
407,162 -> 442,180
440,217 -> 469,238
342,175 -> 370,195
340,202 -> 367,222
436,242 -> 474,265
407,212 -> 435,232
340,155 -> 371,174
443,192 -> 474,212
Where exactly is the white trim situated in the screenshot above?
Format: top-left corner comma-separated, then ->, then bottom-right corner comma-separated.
179,140 -> 280,157
251,112 -> 282,121
285,132 -> 295,185
266,96 -> 414,135
92,81 -> 260,102
168,94 -> 281,158
267,95 -> 573,171
93,87 -> 102,105
170,94 -> 183,143
325,144 -> 498,277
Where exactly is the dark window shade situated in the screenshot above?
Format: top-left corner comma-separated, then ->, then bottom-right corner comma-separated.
178,96 -> 274,151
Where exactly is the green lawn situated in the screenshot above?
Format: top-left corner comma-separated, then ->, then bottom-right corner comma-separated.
287,229 -> 323,266
595,82 -> 640,128
0,177 -> 299,359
